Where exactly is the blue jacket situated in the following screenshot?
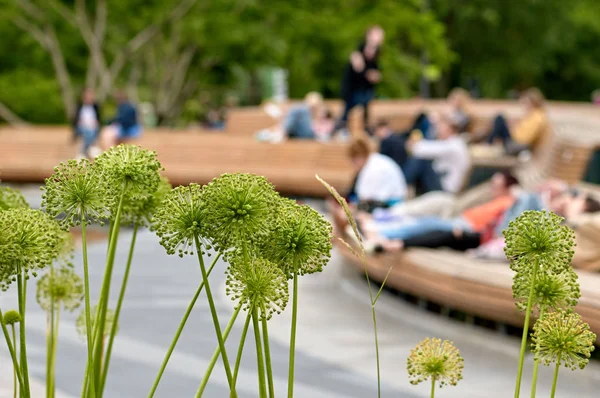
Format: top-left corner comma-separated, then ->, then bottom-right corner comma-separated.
111,102 -> 138,130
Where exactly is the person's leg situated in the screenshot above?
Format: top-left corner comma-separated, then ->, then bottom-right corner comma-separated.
359,89 -> 374,129
338,94 -> 357,126
377,216 -> 456,240
80,128 -> 97,155
384,191 -> 456,219
419,161 -> 443,195
487,114 -> 511,144
403,230 -> 481,251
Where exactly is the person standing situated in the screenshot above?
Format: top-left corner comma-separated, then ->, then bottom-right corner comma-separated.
339,25 -> 384,132
73,89 -> 101,158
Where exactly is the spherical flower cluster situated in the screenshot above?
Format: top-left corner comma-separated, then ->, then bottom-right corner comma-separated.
94,145 -> 163,208
76,305 -> 117,339
201,174 -> 280,253
225,257 -> 289,321
153,184 -> 205,257
41,159 -> 113,228
503,210 -> 575,274
36,265 -> 84,312
2,310 -> 21,325
532,311 -> 596,370
0,186 -> 29,211
122,176 -> 172,227
407,337 -> 464,388
0,209 -> 61,290
262,198 -> 332,278
512,266 -> 580,313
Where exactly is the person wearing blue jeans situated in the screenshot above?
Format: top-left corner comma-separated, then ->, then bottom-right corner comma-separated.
73,89 -> 101,157
109,91 -> 142,145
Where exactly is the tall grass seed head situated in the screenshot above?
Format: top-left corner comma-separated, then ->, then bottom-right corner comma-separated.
0,209 -> 61,289
122,175 -> 172,227
41,159 -> 114,228
153,184 -> 206,257
503,210 -> 575,274
2,310 -> 21,325
0,186 -> 29,211
407,337 -> 464,388
532,310 -> 596,370
513,265 -> 580,313
262,198 -> 332,278
225,257 -> 288,321
201,173 -> 280,253
76,305 -> 118,339
36,265 -> 84,312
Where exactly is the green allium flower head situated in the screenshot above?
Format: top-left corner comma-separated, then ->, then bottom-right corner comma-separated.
225,257 -> 289,321
201,173 -> 280,253
76,305 -> 118,339
41,159 -> 114,228
2,310 -> 21,325
503,210 -> 575,274
122,176 -> 172,227
513,266 -> 580,313
0,186 -> 29,211
407,337 -> 464,388
36,265 -> 84,312
153,184 -> 206,257
0,209 -> 61,290
262,198 -> 332,278
532,311 -> 596,370
94,145 -> 163,209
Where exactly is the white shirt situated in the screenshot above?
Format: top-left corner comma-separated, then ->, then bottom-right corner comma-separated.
355,153 -> 407,202
411,135 -> 470,193
78,105 -> 98,130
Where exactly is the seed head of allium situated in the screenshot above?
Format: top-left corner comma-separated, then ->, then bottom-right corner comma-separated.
532,311 -> 596,370
513,266 -> 580,313
93,145 -> 163,209
225,257 -> 288,321
201,173 -> 280,253
0,186 -> 29,211
0,209 -> 61,289
153,184 -> 206,257
261,198 -> 332,279
122,176 -> 172,227
407,338 -> 464,388
76,305 -> 118,340
41,159 -> 114,228
36,265 -> 84,312
2,310 -> 21,325
503,210 -> 575,274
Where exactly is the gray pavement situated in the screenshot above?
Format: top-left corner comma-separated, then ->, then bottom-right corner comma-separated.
0,187 -> 599,397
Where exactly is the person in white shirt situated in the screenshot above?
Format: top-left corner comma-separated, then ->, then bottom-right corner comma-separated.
347,138 -> 407,207
73,89 -> 101,158
405,113 -> 471,194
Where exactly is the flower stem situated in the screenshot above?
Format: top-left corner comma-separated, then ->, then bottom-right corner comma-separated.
194,305 -> 241,398
514,260 -> 538,398
252,307 -> 267,398
233,311 -> 252,389
430,377 -> 435,398
148,252 -> 222,398
92,186 -> 126,395
80,222 -> 97,398
99,226 -> 138,394
0,309 -> 24,394
193,236 -> 236,397
287,271 -> 299,398
261,315 -> 275,398
11,324 -> 18,398
17,271 -> 31,398
50,307 -> 60,398
550,354 -> 561,398
47,264 -> 55,398
529,305 -> 546,398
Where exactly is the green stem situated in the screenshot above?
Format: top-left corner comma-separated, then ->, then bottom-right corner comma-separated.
11,324 -> 18,398
261,314 -> 275,398
233,311 -> 252,390
17,271 -> 31,398
194,306 -> 241,398
252,307 -> 267,398
287,271 -> 299,398
0,309 -> 24,394
47,265 -> 55,398
514,260 -> 538,398
50,308 -> 60,398
81,222 -> 97,398
529,305 -> 546,398
148,252 -> 222,398
360,246 -> 381,397
430,377 -> 435,398
550,355 -> 561,398
193,236 -> 236,397
92,185 -> 126,395
99,226 -> 138,395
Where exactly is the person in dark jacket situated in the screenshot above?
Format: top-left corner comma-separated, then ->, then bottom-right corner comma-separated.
338,25 -> 384,131
103,91 -> 142,148
73,89 -> 101,158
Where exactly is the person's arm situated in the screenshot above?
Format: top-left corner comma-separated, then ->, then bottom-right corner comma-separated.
512,111 -> 545,145
350,51 -> 365,72
94,104 -> 102,126
409,139 -> 453,160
